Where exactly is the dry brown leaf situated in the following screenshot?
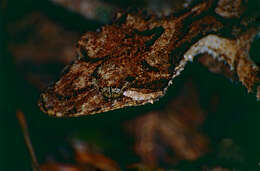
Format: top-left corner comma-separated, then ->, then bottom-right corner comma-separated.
126,80 -> 208,167
8,12 -> 79,89
72,140 -> 120,171
40,163 -> 83,171
50,0 -> 116,23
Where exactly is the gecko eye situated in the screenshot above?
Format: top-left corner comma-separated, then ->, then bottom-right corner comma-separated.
100,87 -> 122,99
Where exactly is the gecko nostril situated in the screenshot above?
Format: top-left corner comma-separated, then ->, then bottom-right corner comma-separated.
79,46 -> 88,59
250,32 -> 260,66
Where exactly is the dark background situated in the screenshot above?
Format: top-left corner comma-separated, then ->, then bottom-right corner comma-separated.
0,0 -> 260,170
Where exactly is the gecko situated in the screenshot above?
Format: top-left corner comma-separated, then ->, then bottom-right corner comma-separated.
38,0 -> 260,117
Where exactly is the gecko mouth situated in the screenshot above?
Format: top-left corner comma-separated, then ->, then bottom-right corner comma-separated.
38,84 -> 164,117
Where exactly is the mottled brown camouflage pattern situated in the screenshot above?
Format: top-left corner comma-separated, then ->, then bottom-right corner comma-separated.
39,0 -> 260,117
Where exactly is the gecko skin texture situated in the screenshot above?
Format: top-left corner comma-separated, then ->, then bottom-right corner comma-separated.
39,0 -> 260,117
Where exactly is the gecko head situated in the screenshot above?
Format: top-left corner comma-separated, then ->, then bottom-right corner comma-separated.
38,15 -> 172,117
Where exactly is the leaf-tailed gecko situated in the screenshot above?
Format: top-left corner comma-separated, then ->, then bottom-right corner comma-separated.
38,0 -> 260,117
